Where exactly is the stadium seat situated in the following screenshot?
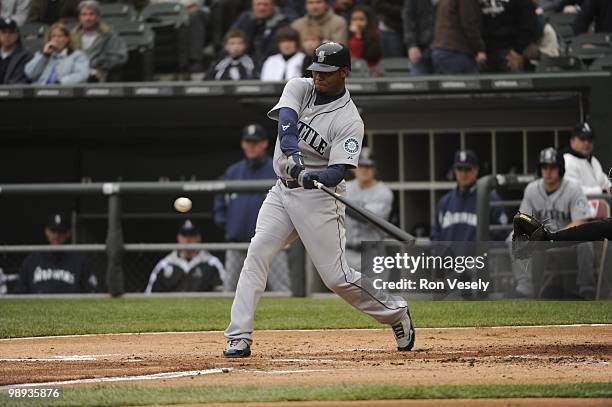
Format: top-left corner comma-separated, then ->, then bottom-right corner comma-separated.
375,58 -> 411,77
590,55 -> 612,71
100,3 -> 138,25
568,33 -> 612,60
139,2 -> 190,76
350,59 -> 370,78
536,55 -> 585,72
114,22 -> 155,81
548,13 -> 576,51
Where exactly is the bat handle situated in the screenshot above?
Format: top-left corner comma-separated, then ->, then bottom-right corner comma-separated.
313,180 -> 324,190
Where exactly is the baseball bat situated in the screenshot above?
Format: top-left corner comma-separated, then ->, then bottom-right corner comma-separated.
313,180 -> 415,243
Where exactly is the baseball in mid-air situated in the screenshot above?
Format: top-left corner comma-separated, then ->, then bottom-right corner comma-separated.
174,197 -> 192,213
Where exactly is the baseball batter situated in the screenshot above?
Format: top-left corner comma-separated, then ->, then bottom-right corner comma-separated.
223,43 -> 414,358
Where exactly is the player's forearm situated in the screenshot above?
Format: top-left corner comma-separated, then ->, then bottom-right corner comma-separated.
278,107 -> 300,156
564,219 -> 587,230
317,164 -> 346,187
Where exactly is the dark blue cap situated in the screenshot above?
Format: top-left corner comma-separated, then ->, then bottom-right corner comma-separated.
241,124 -> 267,141
0,17 -> 18,32
178,219 -> 200,236
46,214 -> 70,232
572,122 -> 595,139
453,150 -> 479,169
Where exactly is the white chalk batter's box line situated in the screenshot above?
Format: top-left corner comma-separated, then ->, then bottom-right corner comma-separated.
0,368 -> 332,389
1,324 -> 610,342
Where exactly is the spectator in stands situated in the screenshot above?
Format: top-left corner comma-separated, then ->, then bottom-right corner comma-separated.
280,0 -> 306,21
573,0 -> 612,34
533,7 -> 560,57
213,124 -> 291,292
536,0 -> 582,14
18,214 -> 97,294
27,0 -> 80,25
514,147 -> 595,299
209,0 -> 250,52
480,0 -> 539,73
348,5 -> 381,67
205,29 -> 255,80
431,0 -> 486,74
333,0 -> 356,22
300,25 -> 322,76
145,220 -> 225,293
403,0 -> 435,75
345,148 -> 393,271
1,0 -> 31,26
260,26 -> 305,81
25,22 -> 89,84
373,0 -> 405,57
563,122 -> 611,195
150,0 -> 208,72
72,1 -> 127,82
0,17 -> 32,84
232,0 -> 290,70
431,150 -> 508,241
292,0 -> 347,45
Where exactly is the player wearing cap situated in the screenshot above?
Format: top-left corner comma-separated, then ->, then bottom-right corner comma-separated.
223,42 -> 415,358
0,17 -> 32,85
145,220 -> 225,293
512,147 -> 595,299
345,148 -> 393,271
18,214 -> 97,294
431,149 -> 508,242
213,124 -> 291,292
563,122 -> 611,195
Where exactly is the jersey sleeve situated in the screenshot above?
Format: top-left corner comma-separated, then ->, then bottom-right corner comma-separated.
267,78 -> 311,121
329,119 -> 364,168
570,185 -> 592,221
519,183 -> 536,215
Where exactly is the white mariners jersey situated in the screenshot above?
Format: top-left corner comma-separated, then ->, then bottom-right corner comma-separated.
346,180 -> 394,246
268,78 -> 364,178
519,178 -> 591,232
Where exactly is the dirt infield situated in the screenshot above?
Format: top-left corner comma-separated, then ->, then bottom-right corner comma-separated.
0,325 -> 611,388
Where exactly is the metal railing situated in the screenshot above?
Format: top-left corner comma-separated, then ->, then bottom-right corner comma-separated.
0,180 -> 287,297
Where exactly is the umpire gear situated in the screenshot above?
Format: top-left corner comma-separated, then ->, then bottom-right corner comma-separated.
539,147 -> 565,178
307,42 -> 351,72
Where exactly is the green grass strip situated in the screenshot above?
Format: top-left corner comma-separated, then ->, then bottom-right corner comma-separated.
3,382 -> 611,406
0,298 -> 610,338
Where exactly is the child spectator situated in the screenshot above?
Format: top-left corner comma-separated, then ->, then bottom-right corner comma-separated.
300,25 -> 322,76
24,22 -> 89,84
205,29 -> 256,80
348,5 -> 381,67
260,26 -> 305,81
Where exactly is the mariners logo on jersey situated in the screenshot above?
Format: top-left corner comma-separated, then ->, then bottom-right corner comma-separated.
344,138 -> 360,154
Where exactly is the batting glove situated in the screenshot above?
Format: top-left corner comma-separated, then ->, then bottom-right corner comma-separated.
298,172 -> 319,189
287,153 -> 305,179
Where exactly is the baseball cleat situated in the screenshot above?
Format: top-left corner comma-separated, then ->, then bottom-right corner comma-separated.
223,339 -> 251,358
393,312 -> 415,352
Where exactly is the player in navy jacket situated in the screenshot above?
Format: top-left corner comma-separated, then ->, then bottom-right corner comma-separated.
431,150 -> 508,241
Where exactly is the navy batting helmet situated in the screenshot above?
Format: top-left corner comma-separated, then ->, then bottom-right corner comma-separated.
307,42 -> 351,73
538,147 -> 565,178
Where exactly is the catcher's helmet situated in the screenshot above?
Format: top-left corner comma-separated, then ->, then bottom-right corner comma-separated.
538,147 -> 565,178
307,42 -> 351,73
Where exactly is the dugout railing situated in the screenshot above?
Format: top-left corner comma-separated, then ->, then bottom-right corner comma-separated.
0,180 -> 305,297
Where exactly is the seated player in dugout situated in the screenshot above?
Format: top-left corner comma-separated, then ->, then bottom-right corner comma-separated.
145,220 -> 226,293
514,167 -> 612,245
345,147 -> 393,272
431,149 -> 508,242
512,147 -> 596,300
18,214 -> 97,294
223,42 -> 415,359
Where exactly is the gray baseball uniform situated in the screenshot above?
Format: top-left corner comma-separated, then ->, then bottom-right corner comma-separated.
345,180 -> 394,271
514,178 -> 594,297
224,78 -> 409,343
